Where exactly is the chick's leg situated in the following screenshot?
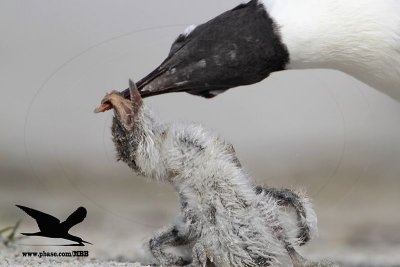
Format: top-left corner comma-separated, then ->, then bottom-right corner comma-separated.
256,186 -> 313,245
149,225 -> 192,266
191,243 -> 208,267
287,246 -> 338,267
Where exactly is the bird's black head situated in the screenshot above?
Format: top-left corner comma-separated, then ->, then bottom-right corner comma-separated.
122,0 -> 289,99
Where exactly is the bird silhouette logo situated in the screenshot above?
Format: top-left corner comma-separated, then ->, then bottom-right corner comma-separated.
16,205 -> 92,246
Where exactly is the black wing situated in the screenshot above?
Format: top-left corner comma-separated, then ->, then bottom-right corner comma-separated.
60,207 -> 87,230
16,205 -> 60,231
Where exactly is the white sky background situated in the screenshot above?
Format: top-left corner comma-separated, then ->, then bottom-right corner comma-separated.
1,0 -> 400,200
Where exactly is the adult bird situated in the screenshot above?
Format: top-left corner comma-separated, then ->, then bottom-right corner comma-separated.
16,205 -> 92,246
111,0 -> 400,107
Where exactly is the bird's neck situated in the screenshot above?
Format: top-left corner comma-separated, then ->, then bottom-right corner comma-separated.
261,0 -> 400,99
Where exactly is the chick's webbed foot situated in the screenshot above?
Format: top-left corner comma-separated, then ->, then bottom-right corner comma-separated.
192,243 -> 211,267
288,246 -> 338,267
149,226 -> 191,266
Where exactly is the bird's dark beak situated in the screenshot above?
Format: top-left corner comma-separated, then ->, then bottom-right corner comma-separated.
119,0 -> 288,100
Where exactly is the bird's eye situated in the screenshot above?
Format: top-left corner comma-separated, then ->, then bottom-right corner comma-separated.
175,34 -> 186,44
169,34 -> 188,56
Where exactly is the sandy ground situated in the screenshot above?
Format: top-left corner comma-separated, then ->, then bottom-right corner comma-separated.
0,242 -> 399,267
1,161 -> 400,266
0,244 -> 146,267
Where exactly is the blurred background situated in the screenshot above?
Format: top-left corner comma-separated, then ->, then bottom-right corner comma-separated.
1,0 -> 400,265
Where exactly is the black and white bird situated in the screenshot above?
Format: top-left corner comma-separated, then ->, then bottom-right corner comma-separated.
117,0 -> 400,102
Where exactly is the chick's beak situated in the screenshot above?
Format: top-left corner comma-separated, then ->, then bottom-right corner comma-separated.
95,91 -> 134,129
95,80 -> 143,130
